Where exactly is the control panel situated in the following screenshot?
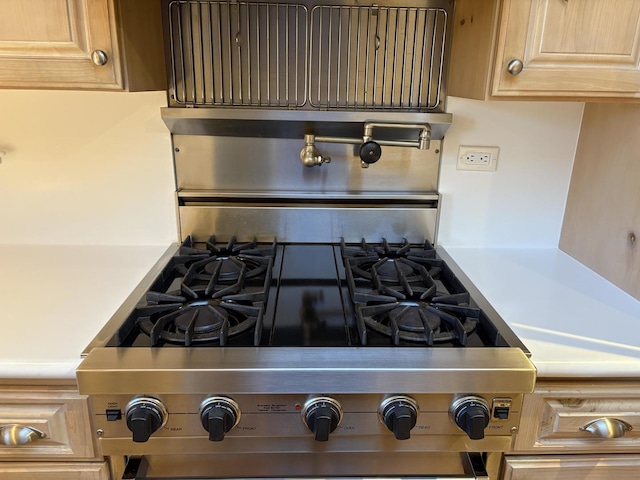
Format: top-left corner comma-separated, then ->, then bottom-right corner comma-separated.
91,392 -> 523,446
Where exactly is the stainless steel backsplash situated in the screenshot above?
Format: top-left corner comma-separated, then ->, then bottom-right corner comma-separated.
161,0 -> 454,244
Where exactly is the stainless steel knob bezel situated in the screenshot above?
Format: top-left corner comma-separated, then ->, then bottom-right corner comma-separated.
301,396 -> 344,429
449,395 -> 490,425
377,395 -> 420,426
199,396 -> 242,430
125,396 -> 169,429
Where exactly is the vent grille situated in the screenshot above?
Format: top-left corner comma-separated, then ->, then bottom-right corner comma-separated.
170,1 -> 308,107
309,6 -> 447,110
168,1 -> 449,111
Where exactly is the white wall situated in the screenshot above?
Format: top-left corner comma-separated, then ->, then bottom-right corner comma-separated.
438,97 -> 584,248
0,90 -> 176,245
0,91 -> 584,247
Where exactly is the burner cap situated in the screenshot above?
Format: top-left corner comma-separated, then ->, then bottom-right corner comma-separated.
376,259 -> 416,280
204,257 -> 242,276
175,302 -> 229,333
392,307 -> 441,333
202,256 -> 265,283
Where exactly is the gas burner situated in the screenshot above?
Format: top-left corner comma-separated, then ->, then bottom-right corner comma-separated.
342,238 -> 447,303
173,235 -> 276,276
112,236 -> 277,348
137,293 -> 263,346
355,302 -> 479,346
205,235 -> 276,257
181,254 -> 271,301
174,301 -> 229,333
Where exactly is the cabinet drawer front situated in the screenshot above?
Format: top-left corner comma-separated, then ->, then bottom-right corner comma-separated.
504,454 -> 640,480
515,391 -> 640,452
0,389 -> 98,460
0,462 -> 109,480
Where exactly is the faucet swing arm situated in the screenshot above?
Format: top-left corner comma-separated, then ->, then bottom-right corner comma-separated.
300,122 -> 432,168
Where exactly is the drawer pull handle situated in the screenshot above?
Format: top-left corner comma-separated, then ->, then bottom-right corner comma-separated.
0,424 -> 46,446
579,418 -> 632,439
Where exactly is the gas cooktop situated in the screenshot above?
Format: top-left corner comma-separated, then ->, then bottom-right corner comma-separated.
106,236 -> 521,350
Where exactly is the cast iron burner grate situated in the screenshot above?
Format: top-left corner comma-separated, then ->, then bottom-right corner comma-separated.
124,236 -> 274,347
137,294 -> 263,346
342,238 -> 480,346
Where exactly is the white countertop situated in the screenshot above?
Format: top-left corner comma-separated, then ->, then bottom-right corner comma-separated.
0,245 -> 171,380
2,244 -> 639,381
443,247 -> 640,378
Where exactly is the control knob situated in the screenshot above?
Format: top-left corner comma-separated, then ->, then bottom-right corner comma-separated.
379,396 -> 419,440
200,397 -> 241,442
125,397 -> 168,443
302,397 -> 343,442
450,396 -> 490,440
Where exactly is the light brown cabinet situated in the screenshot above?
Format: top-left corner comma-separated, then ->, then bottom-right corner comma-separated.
0,386 -> 108,480
0,462 -> 110,480
504,381 -> 640,479
0,0 -> 165,91
559,102 -> 640,302
449,0 -> 640,100
504,455 -> 640,480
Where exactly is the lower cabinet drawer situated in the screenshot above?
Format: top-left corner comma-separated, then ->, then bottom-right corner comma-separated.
0,461 -> 109,480
514,384 -> 640,453
503,454 -> 640,480
0,387 -> 99,460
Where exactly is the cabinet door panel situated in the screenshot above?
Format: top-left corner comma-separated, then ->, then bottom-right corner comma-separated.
0,0 -> 122,89
492,0 -> 640,97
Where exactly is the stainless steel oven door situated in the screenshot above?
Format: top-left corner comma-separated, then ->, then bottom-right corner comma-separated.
120,452 -> 493,480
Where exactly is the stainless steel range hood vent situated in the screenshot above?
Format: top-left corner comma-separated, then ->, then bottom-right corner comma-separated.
167,0 -> 451,113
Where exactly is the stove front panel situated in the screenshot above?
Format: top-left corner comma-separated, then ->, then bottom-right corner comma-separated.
89,391 -> 523,455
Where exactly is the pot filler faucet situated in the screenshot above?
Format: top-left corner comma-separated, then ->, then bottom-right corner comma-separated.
300,122 -> 432,168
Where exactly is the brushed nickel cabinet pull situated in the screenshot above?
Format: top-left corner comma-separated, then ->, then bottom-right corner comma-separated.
579,418 -> 632,438
0,424 -> 46,446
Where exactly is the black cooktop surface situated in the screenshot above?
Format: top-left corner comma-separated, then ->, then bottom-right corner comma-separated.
108,237 -> 511,348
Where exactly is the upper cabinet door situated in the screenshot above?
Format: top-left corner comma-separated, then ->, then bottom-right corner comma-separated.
0,0 -> 166,91
0,0 -> 123,89
492,0 -> 640,98
449,0 -> 640,100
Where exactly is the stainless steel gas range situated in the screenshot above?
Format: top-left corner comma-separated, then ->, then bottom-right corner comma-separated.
77,1 -> 536,479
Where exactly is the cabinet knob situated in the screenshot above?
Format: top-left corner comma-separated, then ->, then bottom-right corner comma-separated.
0,424 -> 46,446
91,49 -> 109,66
506,59 -> 524,76
579,418 -> 632,439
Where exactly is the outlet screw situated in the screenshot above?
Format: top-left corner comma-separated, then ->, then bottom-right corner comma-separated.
96,429 -> 104,437
175,147 -> 180,153
510,427 -> 518,434
630,232 -> 636,246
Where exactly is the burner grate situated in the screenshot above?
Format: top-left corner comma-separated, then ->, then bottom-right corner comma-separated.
342,238 -> 481,347
116,236 -> 275,347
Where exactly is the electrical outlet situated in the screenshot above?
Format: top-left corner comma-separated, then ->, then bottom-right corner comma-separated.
457,146 -> 499,171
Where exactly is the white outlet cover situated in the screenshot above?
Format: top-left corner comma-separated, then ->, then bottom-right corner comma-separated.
457,145 -> 500,171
